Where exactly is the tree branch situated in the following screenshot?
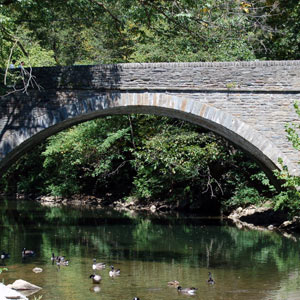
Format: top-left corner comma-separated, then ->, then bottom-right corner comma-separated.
89,0 -> 122,25
0,0 -> 17,5
0,25 -> 29,57
88,0 -> 125,39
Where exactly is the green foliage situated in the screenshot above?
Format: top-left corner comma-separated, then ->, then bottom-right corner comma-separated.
0,144 -> 46,195
272,102 -> 300,214
0,268 -> 8,274
273,161 -> 300,213
284,102 -> 300,151
132,125 -> 225,202
259,1 -> 300,60
41,117 -> 132,197
223,184 -> 264,209
0,0 -> 294,68
1,114 -> 274,213
221,161 -> 275,211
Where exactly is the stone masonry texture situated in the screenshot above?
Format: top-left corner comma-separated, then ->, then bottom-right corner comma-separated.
0,60 -> 300,177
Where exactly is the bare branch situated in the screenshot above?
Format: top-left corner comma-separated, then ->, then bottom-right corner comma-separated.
128,115 -> 136,149
106,161 -> 128,178
4,39 -> 17,85
200,166 -> 224,198
1,66 -> 43,99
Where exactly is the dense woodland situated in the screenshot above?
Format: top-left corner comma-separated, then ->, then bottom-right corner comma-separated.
0,0 -> 300,214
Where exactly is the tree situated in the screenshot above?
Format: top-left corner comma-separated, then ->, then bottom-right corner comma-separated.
41,116 -> 133,197
258,0 -> 300,60
0,0 -> 293,68
273,102 -> 300,214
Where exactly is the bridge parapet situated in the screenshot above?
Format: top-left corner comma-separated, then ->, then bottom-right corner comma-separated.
27,60 -> 300,91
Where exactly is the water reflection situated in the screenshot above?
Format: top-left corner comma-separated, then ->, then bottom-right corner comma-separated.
0,197 -> 300,300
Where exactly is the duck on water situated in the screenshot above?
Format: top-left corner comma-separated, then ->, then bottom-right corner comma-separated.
92,258 -> 106,270
22,248 -> 35,258
89,274 -> 102,284
177,286 -> 198,295
109,265 -> 120,277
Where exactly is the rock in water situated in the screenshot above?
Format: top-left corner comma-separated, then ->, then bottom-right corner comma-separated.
0,283 -> 28,300
32,267 -> 43,273
7,279 -> 42,290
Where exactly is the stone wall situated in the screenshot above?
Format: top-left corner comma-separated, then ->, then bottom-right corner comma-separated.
29,60 -> 300,91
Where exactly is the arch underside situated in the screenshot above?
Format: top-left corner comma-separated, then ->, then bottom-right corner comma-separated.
0,93 -> 294,182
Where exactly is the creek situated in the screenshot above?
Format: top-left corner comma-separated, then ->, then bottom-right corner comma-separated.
0,197 -> 300,300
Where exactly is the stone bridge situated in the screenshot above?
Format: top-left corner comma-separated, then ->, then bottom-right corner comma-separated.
1,60 -> 300,179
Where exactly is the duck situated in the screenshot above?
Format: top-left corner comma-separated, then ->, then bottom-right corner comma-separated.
1,251 -> 10,260
51,253 -> 55,261
92,258 -> 106,270
22,248 -> 35,258
207,272 -> 215,284
56,259 -> 61,270
58,256 -> 66,262
0,251 -> 9,266
133,298 -> 140,300
51,253 -> 58,262
109,265 -> 120,277
167,280 -> 180,287
56,257 -> 69,266
51,253 -> 66,263
89,274 -> 102,284
177,286 -> 198,295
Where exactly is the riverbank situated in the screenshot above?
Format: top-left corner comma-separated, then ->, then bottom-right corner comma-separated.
228,204 -> 300,235
34,194 -> 181,213
33,194 -> 300,236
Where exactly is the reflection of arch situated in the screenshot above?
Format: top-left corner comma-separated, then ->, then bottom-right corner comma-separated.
0,92 -> 293,180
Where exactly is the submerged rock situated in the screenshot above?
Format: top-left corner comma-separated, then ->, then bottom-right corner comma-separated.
32,267 -> 43,273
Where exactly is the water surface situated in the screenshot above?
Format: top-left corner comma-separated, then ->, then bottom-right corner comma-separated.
1,198 -> 300,300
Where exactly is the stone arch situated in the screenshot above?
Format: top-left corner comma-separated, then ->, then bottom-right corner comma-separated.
0,92 -> 293,180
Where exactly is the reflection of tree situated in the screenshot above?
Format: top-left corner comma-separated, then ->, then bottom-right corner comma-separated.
133,219 -> 164,248
1,197 -> 300,276
44,207 -> 81,224
206,239 -> 213,268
